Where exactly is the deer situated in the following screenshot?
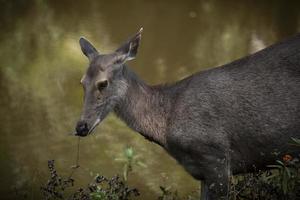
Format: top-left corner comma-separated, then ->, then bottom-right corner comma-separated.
74,28 -> 300,200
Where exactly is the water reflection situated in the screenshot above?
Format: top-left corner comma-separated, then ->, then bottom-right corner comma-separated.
0,0 -> 299,199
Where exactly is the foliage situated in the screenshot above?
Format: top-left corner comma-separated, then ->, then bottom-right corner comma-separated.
267,159 -> 299,196
40,160 -> 139,200
156,185 -> 199,200
157,172 -> 199,200
157,185 -> 179,200
88,175 -> 139,200
41,160 -> 75,200
114,147 -> 146,182
230,137 -> 300,200
27,139 -> 300,200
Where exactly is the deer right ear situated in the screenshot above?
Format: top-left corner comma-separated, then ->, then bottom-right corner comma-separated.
115,28 -> 143,62
79,37 -> 99,61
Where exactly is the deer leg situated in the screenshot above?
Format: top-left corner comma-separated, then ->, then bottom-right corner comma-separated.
200,178 -> 228,200
206,178 -> 228,200
209,169 -> 231,200
202,162 -> 231,200
200,181 -> 209,200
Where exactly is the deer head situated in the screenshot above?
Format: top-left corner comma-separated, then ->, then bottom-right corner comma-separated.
75,28 -> 143,136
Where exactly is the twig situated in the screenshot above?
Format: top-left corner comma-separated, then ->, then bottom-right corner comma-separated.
69,137 -> 81,178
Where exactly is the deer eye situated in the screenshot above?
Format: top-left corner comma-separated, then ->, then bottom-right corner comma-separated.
96,80 -> 108,91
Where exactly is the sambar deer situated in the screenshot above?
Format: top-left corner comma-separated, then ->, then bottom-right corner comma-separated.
75,28 -> 300,199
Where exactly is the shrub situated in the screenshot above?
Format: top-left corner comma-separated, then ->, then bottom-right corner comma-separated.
40,160 -> 139,200
230,137 -> 300,200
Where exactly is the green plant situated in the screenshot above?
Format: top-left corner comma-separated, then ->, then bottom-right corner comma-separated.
156,172 -> 200,200
88,175 -> 139,200
41,160 -> 139,200
157,185 -> 179,200
230,170 -> 285,200
267,159 -> 298,195
115,147 -> 146,182
38,138 -> 300,200
41,160 -> 75,200
230,137 -> 300,200
290,137 -> 300,147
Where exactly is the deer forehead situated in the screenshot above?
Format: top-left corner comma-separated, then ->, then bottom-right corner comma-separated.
84,71 -> 109,83
85,56 -> 116,78
81,68 -> 110,86
94,54 -> 117,69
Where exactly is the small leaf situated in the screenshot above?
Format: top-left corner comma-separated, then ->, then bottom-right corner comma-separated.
291,137 -> 300,144
136,161 -> 147,168
125,147 -> 134,158
285,167 -> 291,178
276,160 -> 285,166
114,158 -> 127,162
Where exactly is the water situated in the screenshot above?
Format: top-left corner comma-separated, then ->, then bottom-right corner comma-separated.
0,0 -> 299,199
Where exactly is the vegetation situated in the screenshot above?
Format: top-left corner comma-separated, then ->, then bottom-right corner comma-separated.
40,160 -> 139,200
13,139 -> 300,199
229,137 -> 300,200
114,147 -> 146,182
39,147 -> 198,200
150,137 -> 300,200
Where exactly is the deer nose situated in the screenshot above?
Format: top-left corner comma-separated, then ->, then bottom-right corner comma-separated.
75,121 -> 89,136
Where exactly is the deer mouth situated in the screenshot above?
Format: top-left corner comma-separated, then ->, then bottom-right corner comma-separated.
75,118 -> 101,137
87,118 -> 101,135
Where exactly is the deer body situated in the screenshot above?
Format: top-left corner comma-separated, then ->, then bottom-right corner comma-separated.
75,30 -> 300,200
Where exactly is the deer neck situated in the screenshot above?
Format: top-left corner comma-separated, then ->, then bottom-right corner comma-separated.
114,66 -> 171,147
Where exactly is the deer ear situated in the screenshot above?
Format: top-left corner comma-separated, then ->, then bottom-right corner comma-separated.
115,28 -> 143,62
79,37 -> 99,61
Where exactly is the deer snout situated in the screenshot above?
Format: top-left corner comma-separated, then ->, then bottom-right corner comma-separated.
75,120 -> 89,136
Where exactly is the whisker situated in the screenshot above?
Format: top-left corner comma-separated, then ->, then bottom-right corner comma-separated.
88,118 -> 101,135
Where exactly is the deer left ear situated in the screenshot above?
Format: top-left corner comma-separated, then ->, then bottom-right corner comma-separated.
116,27 -> 143,62
79,37 -> 99,61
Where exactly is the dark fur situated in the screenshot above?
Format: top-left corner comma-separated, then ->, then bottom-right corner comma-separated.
115,34 -> 300,199
78,33 -> 300,200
